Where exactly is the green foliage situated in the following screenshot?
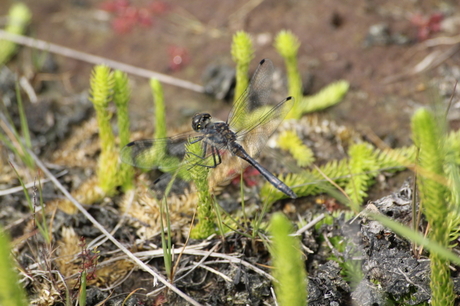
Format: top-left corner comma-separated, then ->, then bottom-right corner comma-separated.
345,143 -> 379,212
0,3 -> 32,65
444,131 -> 460,245
78,271 -> 87,306
113,71 -> 131,146
113,70 -> 134,191
151,79 -> 167,140
411,108 -> 455,306
274,30 -> 348,120
149,79 -> 184,178
15,83 -> 32,158
231,31 -> 254,103
10,165 -> 51,243
89,65 -> 118,196
0,84 -> 35,169
269,213 -> 307,306
370,212 -> 460,266
187,140 -> 215,239
300,80 -> 349,114
412,109 -> 447,224
0,230 -> 28,306
260,144 -> 416,206
159,190 -> 173,280
278,130 -> 315,167
274,30 -> 302,119
324,226 -> 364,290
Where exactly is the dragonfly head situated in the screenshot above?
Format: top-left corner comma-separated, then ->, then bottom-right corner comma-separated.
192,113 -> 212,132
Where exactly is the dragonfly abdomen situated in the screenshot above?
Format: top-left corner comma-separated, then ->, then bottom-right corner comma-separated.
232,144 -> 297,198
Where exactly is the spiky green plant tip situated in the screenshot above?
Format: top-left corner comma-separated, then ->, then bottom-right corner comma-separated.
90,65 -> 114,107
411,108 -> 457,306
231,31 -> 255,105
344,143 -> 378,212
89,65 -> 118,195
274,30 -> 302,119
301,80 -> 350,114
274,30 -> 300,60
113,70 -> 134,191
231,31 -> 255,65
0,3 -> 32,65
411,108 -> 448,226
270,213 -> 307,306
113,71 -> 131,139
278,130 -> 314,167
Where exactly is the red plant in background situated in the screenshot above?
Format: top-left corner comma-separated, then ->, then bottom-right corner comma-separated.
168,45 -> 189,72
99,0 -> 130,13
78,237 -> 99,281
148,1 -> 170,15
230,166 -> 261,188
99,0 -> 170,34
410,12 -> 443,41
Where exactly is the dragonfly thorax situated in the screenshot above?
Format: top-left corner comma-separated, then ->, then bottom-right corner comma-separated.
192,113 -> 212,132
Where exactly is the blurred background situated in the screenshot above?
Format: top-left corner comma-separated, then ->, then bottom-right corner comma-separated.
3,0 -> 459,146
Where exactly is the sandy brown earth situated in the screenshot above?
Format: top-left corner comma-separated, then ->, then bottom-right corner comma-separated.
1,0 -> 460,305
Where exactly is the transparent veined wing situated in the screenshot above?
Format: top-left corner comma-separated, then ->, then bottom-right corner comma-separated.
227,58 -> 275,133
120,132 -> 222,173
227,58 -> 295,158
120,134 -> 191,172
237,96 -> 294,158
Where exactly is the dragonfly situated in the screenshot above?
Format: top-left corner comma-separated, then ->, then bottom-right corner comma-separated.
120,58 -> 297,198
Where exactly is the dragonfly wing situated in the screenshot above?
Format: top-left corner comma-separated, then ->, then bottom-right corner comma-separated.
120,134 -> 193,171
227,58 -> 274,132
238,96 -> 295,158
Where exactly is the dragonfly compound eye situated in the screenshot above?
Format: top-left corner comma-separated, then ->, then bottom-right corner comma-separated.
192,113 -> 212,131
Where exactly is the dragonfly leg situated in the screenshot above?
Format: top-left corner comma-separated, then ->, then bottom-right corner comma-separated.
189,136 -> 204,144
187,143 -> 222,169
207,145 -> 222,168
187,141 -> 208,160
194,146 -> 221,168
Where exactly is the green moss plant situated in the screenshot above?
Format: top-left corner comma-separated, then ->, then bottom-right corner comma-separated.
344,143 -> 379,212
0,3 -> 32,65
89,65 -> 118,196
0,230 -> 28,306
113,70 -> 134,191
275,30 -> 349,119
187,140 -> 215,239
274,30 -> 302,119
260,144 -> 416,206
411,108 -> 456,306
270,213 -> 307,306
231,31 -> 255,103
278,130 -> 315,167
301,80 -> 349,114
147,79 -> 185,179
